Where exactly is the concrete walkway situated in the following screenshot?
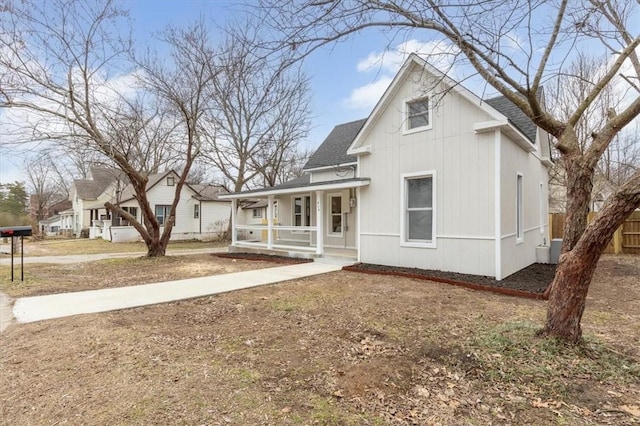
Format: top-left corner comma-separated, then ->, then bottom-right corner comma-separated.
10,261 -> 344,325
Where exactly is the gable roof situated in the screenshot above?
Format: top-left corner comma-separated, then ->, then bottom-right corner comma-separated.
73,167 -> 123,200
485,95 -> 537,143
303,119 -> 367,170
348,53 -> 536,153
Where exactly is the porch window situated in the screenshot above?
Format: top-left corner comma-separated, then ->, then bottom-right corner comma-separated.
155,205 -> 172,226
329,194 -> 342,235
401,172 -> 435,247
252,208 -> 262,218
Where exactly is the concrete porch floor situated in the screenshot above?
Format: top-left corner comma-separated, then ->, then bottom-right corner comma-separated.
229,244 -> 357,262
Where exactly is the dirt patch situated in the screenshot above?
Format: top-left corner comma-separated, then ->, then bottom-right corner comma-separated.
0,255 -> 638,425
345,262 -> 556,299
214,252 -> 313,264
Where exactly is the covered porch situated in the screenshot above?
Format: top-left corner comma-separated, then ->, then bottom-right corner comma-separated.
220,177 -> 370,261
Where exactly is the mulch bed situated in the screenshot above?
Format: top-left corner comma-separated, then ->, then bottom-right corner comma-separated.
213,252 -> 314,265
343,262 -> 557,300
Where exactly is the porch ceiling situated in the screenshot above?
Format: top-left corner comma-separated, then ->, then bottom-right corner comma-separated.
219,177 -> 371,199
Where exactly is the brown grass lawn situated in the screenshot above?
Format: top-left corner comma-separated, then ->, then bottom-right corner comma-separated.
2,237 -> 224,256
1,255 -> 639,425
0,254 -> 275,297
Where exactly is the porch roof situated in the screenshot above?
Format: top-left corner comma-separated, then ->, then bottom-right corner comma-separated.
219,176 -> 371,199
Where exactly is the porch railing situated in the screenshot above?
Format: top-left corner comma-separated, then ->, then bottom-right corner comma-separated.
234,224 -> 319,252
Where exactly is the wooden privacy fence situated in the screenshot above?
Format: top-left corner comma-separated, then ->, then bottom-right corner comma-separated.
549,211 -> 640,255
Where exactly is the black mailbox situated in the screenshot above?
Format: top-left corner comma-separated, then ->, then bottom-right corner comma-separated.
0,226 -> 33,237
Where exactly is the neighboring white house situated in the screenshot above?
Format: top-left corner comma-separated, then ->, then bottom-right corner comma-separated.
221,54 -> 553,280
92,170 -> 231,242
68,167 -> 124,237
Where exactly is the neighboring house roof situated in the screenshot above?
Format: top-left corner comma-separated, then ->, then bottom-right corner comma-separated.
190,184 -> 228,201
303,119 -> 367,170
484,95 -> 537,143
49,200 -> 72,216
240,199 -> 268,209
74,167 -> 123,200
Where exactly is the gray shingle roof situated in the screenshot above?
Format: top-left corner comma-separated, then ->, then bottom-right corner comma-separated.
484,96 -> 537,143
303,119 -> 367,170
190,184 -> 228,201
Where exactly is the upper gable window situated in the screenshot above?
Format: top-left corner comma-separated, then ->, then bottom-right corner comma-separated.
405,97 -> 432,133
167,176 -> 175,186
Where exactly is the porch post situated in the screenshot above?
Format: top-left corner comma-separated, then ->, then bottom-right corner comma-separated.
231,198 -> 237,246
267,195 -> 274,249
316,190 -> 324,255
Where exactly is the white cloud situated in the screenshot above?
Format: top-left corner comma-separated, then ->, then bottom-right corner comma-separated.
356,39 -> 459,75
343,77 -> 393,110
343,39 -> 461,111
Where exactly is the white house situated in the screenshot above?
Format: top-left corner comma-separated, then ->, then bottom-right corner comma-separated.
69,169 -> 231,242
221,54 -> 552,280
67,167 -> 123,237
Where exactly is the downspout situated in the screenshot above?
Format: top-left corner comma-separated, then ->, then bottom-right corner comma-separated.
199,199 -> 202,234
494,130 -> 502,281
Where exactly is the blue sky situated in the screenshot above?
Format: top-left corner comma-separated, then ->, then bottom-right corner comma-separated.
0,0 -> 460,183
1,0 -> 443,185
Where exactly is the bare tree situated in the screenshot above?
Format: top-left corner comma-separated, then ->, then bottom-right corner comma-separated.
23,152 -> 68,224
0,0 -> 205,256
201,26 -> 312,193
258,0 -> 640,343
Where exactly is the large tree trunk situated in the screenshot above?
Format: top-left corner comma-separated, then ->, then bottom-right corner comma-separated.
146,237 -> 166,257
541,180 -> 640,343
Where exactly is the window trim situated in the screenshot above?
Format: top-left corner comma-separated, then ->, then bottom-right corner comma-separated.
327,193 -> 343,237
516,173 -> 524,244
403,96 -> 433,134
400,171 -> 436,249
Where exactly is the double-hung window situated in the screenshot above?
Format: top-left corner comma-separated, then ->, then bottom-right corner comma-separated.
252,208 -> 262,219
155,205 -> 172,226
401,172 -> 435,247
406,97 -> 432,132
121,206 -> 138,226
292,196 -> 311,231
194,204 -> 200,219
328,194 -> 342,235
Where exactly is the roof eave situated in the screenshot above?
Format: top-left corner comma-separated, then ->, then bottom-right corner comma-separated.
474,120 -> 536,153
303,162 -> 357,173
219,178 -> 371,199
